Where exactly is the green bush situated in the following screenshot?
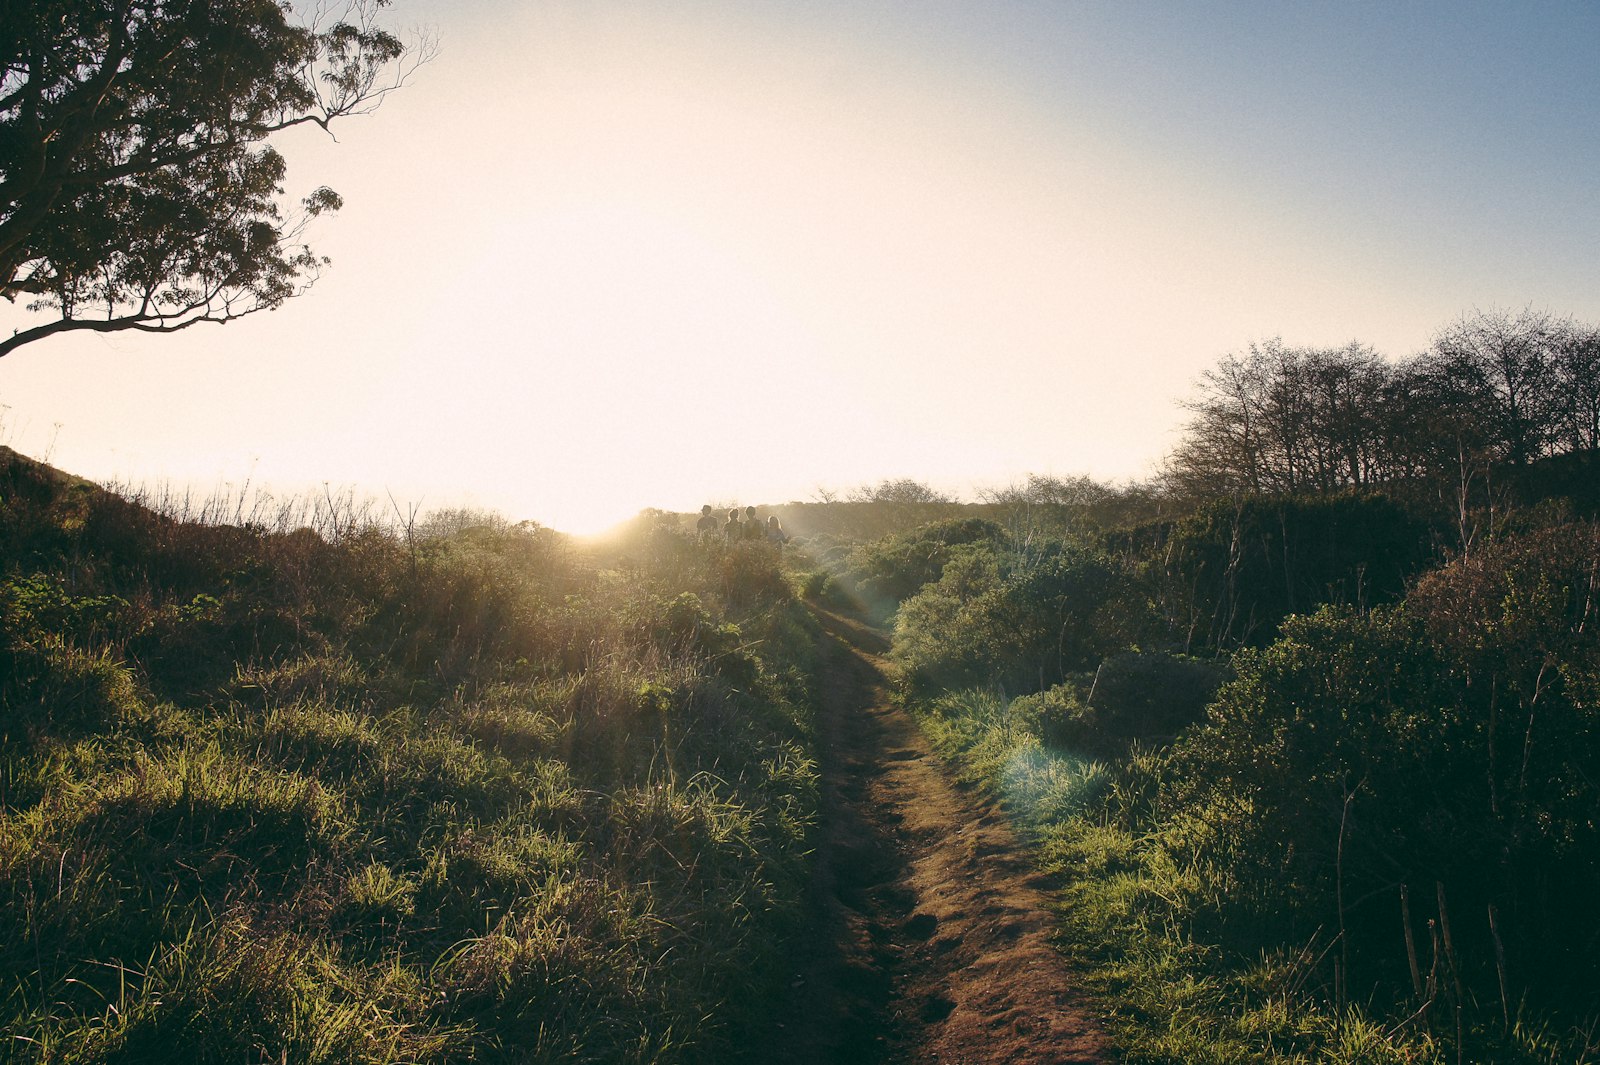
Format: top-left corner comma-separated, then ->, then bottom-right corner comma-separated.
1135,491 -> 1435,651
881,498 -> 1600,1064
894,539 -> 1150,697
839,517 -> 1006,619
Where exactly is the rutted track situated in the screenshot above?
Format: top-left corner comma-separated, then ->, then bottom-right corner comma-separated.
755,608 -> 1113,1064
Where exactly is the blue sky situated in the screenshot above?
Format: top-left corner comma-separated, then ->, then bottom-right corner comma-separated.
2,1 -> 1596,532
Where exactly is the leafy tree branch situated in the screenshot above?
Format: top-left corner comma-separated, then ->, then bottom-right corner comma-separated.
0,0 -> 432,357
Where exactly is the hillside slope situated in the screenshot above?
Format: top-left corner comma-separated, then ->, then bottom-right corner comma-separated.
1,448 -> 822,1063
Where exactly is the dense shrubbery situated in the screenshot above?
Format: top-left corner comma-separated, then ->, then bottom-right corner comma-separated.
894,539 -> 1150,697
1042,523 -> 1600,1062
1005,652 -> 1228,757
847,517 -> 1003,606
1165,569 -> 1600,1015
0,448 -> 820,1063
875,476 -> 1600,1061
829,517 -> 1005,621
1130,491 -> 1436,650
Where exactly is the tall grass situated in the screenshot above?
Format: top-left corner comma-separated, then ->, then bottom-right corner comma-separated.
905,685 -> 1600,1064
1,448 -> 821,1062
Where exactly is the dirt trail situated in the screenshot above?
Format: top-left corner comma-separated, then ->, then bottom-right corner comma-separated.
757,608 -> 1114,1064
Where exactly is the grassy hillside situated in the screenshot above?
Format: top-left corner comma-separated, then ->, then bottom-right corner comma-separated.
0,447 -> 822,1063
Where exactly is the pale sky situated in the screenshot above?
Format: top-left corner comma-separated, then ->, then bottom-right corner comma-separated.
3,1 -> 1597,533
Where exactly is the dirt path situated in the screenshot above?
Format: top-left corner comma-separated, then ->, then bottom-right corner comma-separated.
757,607 -> 1114,1064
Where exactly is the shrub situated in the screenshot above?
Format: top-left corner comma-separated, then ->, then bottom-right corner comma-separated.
894,539 -> 1150,697
1145,491 -> 1435,651
840,517 -> 1007,619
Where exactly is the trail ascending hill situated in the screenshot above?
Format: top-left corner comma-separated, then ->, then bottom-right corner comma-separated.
758,608 -> 1113,1064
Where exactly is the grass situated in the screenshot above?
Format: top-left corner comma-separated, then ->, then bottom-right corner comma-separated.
0,448 -> 824,1063
902,684 -> 1600,1065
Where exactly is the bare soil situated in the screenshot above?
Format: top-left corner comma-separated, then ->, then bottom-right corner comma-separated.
751,607 -> 1115,1064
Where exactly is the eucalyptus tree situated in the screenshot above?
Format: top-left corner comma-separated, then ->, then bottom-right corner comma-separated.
0,0 -> 426,358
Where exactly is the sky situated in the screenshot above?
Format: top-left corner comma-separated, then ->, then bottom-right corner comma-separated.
3,0 -> 1598,534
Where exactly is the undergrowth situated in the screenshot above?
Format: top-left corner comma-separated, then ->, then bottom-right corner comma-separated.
907,685 -> 1600,1064
868,508 -> 1600,1065
0,449 -> 822,1063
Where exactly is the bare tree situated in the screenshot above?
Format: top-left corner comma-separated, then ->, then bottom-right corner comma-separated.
1431,308 -> 1564,467
1553,322 -> 1600,453
847,478 -> 954,505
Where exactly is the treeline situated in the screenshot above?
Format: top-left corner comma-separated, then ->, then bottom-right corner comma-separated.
1168,308 -> 1600,499
0,447 -> 819,1062
806,309 -> 1600,1064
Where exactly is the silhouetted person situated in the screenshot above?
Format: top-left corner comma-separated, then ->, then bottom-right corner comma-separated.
696,504 -> 718,539
766,515 -> 788,544
743,505 -> 763,540
723,507 -> 742,541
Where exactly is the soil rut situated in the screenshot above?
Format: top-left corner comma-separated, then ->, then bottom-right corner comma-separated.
757,608 -> 1113,1064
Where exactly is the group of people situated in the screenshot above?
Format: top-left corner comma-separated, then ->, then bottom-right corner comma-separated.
697,504 -> 788,544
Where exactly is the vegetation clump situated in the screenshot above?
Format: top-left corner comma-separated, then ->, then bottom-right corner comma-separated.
0,447 -> 821,1063
842,315 -> 1600,1064
887,512 -> 1600,1062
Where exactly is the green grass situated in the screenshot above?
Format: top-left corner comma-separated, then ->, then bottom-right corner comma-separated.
0,450 -> 823,1063
904,684 -> 1600,1065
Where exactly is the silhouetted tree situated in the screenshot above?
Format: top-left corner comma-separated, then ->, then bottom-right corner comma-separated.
1430,308 -> 1564,467
1168,341 -> 1399,497
847,478 -> 953,505
0,0 -> 427,357
982,473 -> 1112,508
1167,314 -> 1600,511
1554,322 -> 1600,453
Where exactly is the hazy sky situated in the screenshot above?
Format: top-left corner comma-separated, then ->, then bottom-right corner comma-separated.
3,0 -> 1597,533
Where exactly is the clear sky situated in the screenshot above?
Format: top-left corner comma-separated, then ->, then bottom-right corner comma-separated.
3,0 -> 1597,533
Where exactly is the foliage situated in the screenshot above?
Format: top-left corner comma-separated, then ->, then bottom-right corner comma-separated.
1020,652 -> 1228,756
0,0 -> 425,357
871,485 -> 1600,1063
0,447 -> 822,1062
893,537 -> 1150,697
980,474 -> 1171,540
1134,491 -> 1435,651
1165,311 -> 1600,504
1173,586 -> 1600,1010
833,516 -> 1005,620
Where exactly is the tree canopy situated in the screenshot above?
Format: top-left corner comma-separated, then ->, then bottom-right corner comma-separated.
0,0 -> 424,358
1164,309 -> 1600,501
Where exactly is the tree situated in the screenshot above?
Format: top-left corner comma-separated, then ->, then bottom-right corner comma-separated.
980,473 -> 1112,509
1165,317 -> 1599,510
0,0 -> 427,358
1553,321 -> 1600,453
1430,308 -> 1564,467
847,478 -> 954,505
1167,346 -> 1271,496
1167,341 -> 1399,498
